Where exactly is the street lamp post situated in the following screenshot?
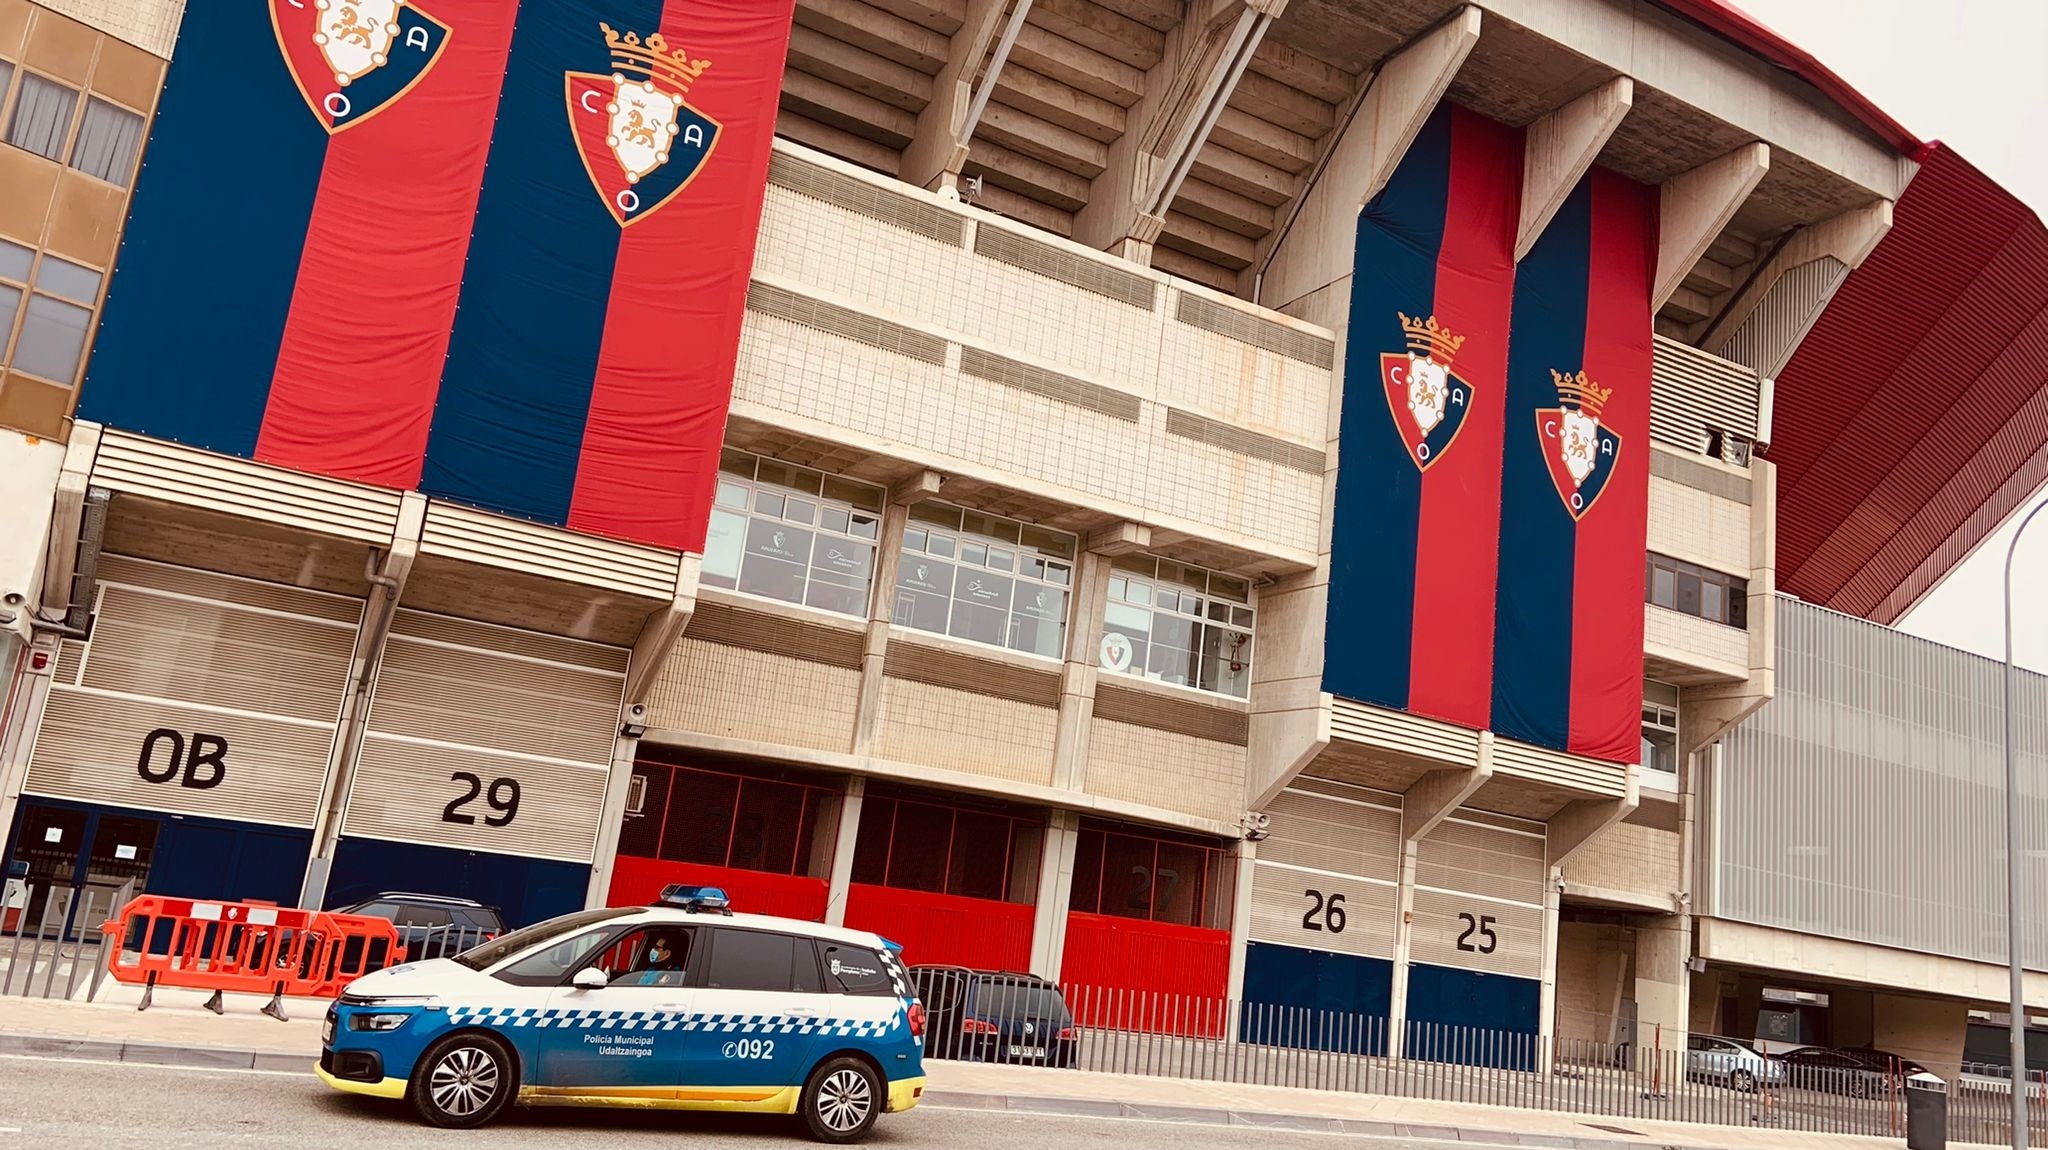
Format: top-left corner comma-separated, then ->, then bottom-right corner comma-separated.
2004,497 -> 2048,1149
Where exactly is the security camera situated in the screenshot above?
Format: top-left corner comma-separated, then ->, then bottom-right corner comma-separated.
620,703 -> 648,739
2,591 -> 24,607
1240,810 -> 1271,842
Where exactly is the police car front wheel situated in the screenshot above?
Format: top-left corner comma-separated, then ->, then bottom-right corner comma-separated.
409,1033 -> 515,1129
800,1056 -> 881,1143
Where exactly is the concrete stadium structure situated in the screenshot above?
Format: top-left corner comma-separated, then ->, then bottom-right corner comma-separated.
0,0 -> 2042,1073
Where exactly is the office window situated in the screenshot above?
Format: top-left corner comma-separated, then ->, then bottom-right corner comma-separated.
4,252 -> 100,384
70,97 -> 144,186
701,449 -> 882,617
1642,681 -> 1679,776
1099,556 -> 1255,698
0,61 -> 14,110
1069,823 -> 1232,929
1645,553 -> 1747,629
6,71 -> 79,161
850,793 -> 1043,906
893,503 -> 1074,658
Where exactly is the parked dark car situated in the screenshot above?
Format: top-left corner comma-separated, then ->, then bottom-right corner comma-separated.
1777,1045 -> 1926,1097
331,892 -> 505,960
910,965 -> 1078,1068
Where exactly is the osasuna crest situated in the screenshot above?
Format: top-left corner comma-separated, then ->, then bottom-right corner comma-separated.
1535,369 -> 1622,520
1379,312 -> 1473,470
567,23 -> 723,226
270,0 -> 451,133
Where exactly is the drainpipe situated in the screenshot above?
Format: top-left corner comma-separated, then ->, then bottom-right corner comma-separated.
59,487 -> 112,636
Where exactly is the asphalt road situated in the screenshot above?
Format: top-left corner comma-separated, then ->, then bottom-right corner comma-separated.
0,1056 -> 1476,1150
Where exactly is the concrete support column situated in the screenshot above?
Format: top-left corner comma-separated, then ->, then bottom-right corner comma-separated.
1027,808 -> 1082,981
1387,838 -> 1420,1058
1633,912 -> 1692,1065
0,633 -> 58,859
851,503 -> 912,756
1050,549 -> 1115,792
823,776 -> 867,927
1224,839 -> 1257,1001
1537,878 -> 1562,1074
582,734 -> 642,908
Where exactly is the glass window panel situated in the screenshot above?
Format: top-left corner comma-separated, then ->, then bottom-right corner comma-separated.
893,554 -> 954,634
1210,574 -> 1250,603
1198,624 -> 1253,699
0,239 -> 31,282
1099,835 -> 1156,921
0,285 -> 21,356
1651,567 -> 1676,608
783,497 -> 816,526
823,476 -> 883,512
1702,579 -> 1725,623
736,519 -> 811,604
805,537 -> 872,617
1154,586 -> 1180,611
886,803 -> 950,892
719,448 -> 755,477
1108,575 -> 1125,601
925,532 -> 954,558
909,502 -> 961,529
1010,584 -> 1067,659
1069,831 -> 1105,915
960,541 -> 987,567
947,812 -> 1010,900
616,766 -> 669,858
1020,555 -> 1045,581
700,507 -> 745,589
1207,600 -> 1231,622
901,525 -> 926,552
732,779 -> 808,876
1104,600 -> 1150,637
821,506 -> 851,535
0,61 -> 11,117
1676,571 -> 1702,616
1147,640 -> 1198,687
1729,588 -> 1748,630
1044,561 -> 1071,588
1151,843 -> 1207,926
33,256 -> 99,304
1123,579 -> 1150,604
753,488 -> 784,517
949,569 -> 1013,646
714,478 -> 747,509
1151,610 -> 1195,654
660,770 -> 740,866
13,294 -> 90,382
986,547 -> 1014,573
69,97 -> 143,186
849,512 -> 878,541
1020,524 -> 1075,559
6,73 -> 78,161
851,798 -> 893,886
1231,605 -> 1255,628
704,929 -> 798,992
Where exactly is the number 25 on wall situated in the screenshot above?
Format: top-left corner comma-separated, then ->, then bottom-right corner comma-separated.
1455,911 -> 1499,954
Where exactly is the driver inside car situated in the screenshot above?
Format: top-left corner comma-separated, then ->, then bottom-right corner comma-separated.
623,932 -> 686,987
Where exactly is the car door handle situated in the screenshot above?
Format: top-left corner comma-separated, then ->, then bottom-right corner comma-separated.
655,1003 -> 689,1011
785,1006 -> 819,1017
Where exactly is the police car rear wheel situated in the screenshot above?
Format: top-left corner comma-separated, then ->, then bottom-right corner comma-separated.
409,1034 -> 513,1129
801,1057 -> 880,1143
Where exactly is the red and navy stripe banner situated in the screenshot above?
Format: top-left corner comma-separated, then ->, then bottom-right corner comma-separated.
1490,169 -> 1657,763
81,0 -> 795,554
1323,104 -> 1521,730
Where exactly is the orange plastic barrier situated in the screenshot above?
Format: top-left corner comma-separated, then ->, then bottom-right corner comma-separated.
100,896 -> 406,1021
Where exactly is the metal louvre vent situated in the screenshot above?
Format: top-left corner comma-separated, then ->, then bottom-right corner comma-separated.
345,736 -> 609,863
1416,818 -> 1547,906
1490,738 -> 1629,798
882,637 -> 1061,709
1330,698 -> 1482,766
1092,681 -> 1247,745
418,504 -> 680,602
97,555 -> 363,624
1651,335 -> 1762,459
54,641 -> 84,685
26,690 -> 337,827
91,430 -> 404,546
767,151 -> 966,247
1260,787 -> 1401,881
746,281 -> 949,366
1175,292 -> 1335,370
1164,408 -> 1325,474
684,599 -> 864,670
973,224 -> 1158,310
958,346 -> 1142,423
371,638 -> 623,766
84,585 -> 357,723
1249,861 -> 1398,961
391,609 -> 627,675
1650,447 -> 1752,504
1714,256 -> 1848,380
1408,887 -> 1543,979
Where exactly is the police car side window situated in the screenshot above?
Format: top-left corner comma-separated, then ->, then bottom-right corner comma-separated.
493,928 -> 617,987
703,928 -> 806,993
821,945 -> 894,996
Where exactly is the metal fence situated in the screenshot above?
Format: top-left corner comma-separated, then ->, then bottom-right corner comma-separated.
1,876 -> 128,1001
923,981 -> 2042,1142
1953,1064 -> 2048,1146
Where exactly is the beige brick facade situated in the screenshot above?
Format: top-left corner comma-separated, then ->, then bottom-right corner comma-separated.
873,677 -> 1058,789
1083,719 -> 1246,826
24,0 -> 180,57
1562,820 -> 1683,908
643,639 -> 860,755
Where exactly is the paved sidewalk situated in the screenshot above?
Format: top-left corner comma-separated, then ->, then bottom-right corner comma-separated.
0,995 -> 1924,1150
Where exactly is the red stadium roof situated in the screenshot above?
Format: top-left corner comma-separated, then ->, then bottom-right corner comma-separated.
1655,3 -> 2048,623
1768,144 -> 2048,623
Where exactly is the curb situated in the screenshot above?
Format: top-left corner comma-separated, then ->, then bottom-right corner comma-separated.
0,1031 -> 1733,1150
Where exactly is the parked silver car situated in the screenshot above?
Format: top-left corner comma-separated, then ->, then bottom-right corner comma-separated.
1686,1034 -> 1786,1093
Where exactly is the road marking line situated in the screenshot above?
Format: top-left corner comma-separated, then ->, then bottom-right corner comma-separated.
0,1054 -> 305,1078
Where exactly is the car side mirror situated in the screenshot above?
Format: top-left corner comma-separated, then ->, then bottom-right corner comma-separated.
571,967 -> 608,991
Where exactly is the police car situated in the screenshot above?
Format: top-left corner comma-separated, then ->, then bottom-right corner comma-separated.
316,886 -> 926,1143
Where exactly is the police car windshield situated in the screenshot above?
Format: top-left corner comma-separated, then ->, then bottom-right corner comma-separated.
451,908 -> 637,971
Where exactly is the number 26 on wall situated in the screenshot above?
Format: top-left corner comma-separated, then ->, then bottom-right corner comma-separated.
1456,911 -> 1498,954
1300,889 -> 1347,934
443,772 -> 521,827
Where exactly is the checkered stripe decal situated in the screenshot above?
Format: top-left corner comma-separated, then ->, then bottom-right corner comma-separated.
442,1006 -> 904,1038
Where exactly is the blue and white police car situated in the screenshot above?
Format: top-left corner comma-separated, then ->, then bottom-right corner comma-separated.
317,887 -> 927,1143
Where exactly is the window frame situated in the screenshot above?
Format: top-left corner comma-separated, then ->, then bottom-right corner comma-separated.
0,237 -> 107,388
618,760 -> 834,879
1644,552 -> 1748,629
66,92 -> 146,188
849,792 -> 1044,906
702,448 -> 884,620
893,501 -> 1076,660
1068,822 -> 1232,930
1099,555 -> 1257,699
3,65 -> 83,164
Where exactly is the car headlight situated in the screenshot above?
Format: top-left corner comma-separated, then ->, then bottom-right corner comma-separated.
348,1013 -> 414,1032
345,995 -> 438,1006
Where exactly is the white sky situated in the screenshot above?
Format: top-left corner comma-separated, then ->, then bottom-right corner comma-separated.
1735,0 -> 2048,673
